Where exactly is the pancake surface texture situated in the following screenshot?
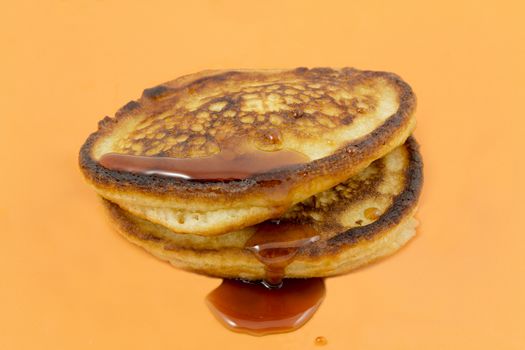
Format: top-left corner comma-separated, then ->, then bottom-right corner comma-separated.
80,68 -> 417,236
103,138 -> 422,279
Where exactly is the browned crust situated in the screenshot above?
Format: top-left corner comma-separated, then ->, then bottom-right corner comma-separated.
79,67 -> 416,201
105,137 -> 422,263
306,136 -> 422,256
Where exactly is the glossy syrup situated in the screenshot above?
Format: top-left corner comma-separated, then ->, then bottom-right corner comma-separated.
245,221 -> 320,287
100,140 -> 325,335
315,336 -> 328,346
206,278 -> 325,335
364,207 -> 381,220
207,221 -> 324,335
98,145 -> 309,181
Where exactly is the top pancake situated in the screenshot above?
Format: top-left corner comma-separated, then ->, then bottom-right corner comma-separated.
79,67 -> 416,235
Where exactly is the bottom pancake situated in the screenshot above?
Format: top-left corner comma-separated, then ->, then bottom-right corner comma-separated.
103,137 -> 423,279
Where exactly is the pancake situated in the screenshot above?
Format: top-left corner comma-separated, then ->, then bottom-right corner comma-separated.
103,138 -> 422,279
80,67 -> 417,236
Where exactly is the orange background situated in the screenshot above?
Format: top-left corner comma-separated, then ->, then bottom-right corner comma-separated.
1,1 -> 524,349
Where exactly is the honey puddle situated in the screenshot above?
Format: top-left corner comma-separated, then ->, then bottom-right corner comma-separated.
206,278 -> 325,336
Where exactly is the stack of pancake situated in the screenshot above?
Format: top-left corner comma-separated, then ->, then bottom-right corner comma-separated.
79,68 -> 422,283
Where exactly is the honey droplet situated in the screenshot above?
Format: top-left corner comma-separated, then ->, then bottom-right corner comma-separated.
264,129 -> 283,145
315,336 -> 328,346
290,109 -> 304,119
255,129 -> 284,151
364,207 -> 381,220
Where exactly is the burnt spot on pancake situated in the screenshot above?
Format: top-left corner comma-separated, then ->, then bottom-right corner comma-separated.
142,85 -> 171,100
116,100 -> 141,117
97,116 -> 114,129
309,67 -> 336,75
294,67 -> 308,74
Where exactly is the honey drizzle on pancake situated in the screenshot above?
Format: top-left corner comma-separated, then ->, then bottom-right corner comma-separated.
364,207 -> 381,220
206,278 -> 325,335
98,146 -> 309,181
245,221 -> 320,287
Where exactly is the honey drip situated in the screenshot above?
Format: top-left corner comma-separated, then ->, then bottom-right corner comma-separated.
245,221 -> 320,287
